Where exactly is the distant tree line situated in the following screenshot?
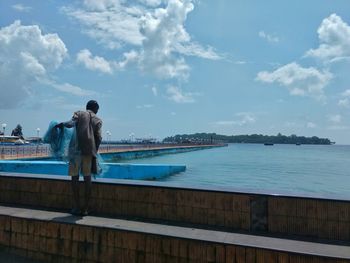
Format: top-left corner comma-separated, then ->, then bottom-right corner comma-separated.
163,133 -> 333,145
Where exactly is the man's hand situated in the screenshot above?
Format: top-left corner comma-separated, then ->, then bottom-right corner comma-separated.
54,123 -> 64,129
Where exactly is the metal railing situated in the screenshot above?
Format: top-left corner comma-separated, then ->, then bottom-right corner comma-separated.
0,144 -> 51,160
0,143 -> 224,160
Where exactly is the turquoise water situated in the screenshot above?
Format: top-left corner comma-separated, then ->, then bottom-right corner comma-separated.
117,144 -> 350,198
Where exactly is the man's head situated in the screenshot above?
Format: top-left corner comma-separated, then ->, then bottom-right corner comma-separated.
86,100 -> 99,114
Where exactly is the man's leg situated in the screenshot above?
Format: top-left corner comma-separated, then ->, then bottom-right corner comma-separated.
69,158 -> 81,215
71,175 -> 80,215
81,155 -> 93,216
82,175 -> 92,216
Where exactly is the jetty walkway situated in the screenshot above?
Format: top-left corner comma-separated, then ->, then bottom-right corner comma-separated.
0,143 -> 224,160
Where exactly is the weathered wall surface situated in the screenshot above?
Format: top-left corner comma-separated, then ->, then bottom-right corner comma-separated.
0,173 -> 349,242
0,214 -> 348,263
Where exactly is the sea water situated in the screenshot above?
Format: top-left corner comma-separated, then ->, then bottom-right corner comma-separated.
115,144 -> 350,199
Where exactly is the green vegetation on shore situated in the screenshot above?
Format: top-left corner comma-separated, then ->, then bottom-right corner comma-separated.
163,133 -> 333,145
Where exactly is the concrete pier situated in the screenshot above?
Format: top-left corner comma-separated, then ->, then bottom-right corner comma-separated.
0,160 -> 186,180
0,172 -> 349,262
0,143 -> 226,160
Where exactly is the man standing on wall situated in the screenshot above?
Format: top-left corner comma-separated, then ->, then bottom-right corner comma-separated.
56,100 -> 102,216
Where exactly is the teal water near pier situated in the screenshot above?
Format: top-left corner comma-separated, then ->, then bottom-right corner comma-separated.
117,144 -> 350,198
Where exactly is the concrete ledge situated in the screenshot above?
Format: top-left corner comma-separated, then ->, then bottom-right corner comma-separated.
0,172 -> 350,243
0,205 -> 349,262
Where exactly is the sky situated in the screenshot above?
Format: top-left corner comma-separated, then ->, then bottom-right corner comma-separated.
1,1 -> 350,143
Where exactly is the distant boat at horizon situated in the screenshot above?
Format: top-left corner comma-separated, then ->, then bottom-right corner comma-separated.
264,143 -> 274,146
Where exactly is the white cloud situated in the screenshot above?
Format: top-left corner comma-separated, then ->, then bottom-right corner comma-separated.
166,86 -> 195,103
338,89 -> 350,107
258,31 -> 279,43
136,104 -> 154,109
0,21 -> 68,108
338,98 -> 350,107
284,122 -> 297,128
306,122 -> 316,128
327,125 -> 349,131
327,114 -> 342,123
151,86 -> 158,96
341,89 -> 350,97
41,96 -> 84,110
63,0 -> 221,80
305,14 -> 350,62
214,112 -> 256,126
48,81 -> 96,96
256,62 -> 332,100
76,48 -> 139,74
77,49 -> 113,74
234,60 -> 247,65
12,4 -> 32,12
138,0 -> 163,7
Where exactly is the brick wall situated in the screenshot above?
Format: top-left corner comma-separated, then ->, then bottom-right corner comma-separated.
0,215 -> 347,263
0,174 -> 349,242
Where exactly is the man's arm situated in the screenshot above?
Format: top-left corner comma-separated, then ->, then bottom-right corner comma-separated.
94,121 -> 102,150
56,112 -> 79,129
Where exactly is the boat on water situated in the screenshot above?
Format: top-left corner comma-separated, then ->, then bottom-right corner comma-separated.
0,136 -> 27,144
264,143 -> 274,146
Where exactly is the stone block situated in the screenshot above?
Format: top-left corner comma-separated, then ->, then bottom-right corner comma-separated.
188,240 -> 204,260
176,190 -> 187,206
327,201 -> 340,221
168,238 -> 179,257
114,231 -> 123,248
240,212 -> 251,230
33,235 -> 41,251
277,252 -> 289,263
11,218 -> 22,233
225,245 -> 235,263
107,230 -> 115,247
206,243 -> 216,262
258,249 -> 278,263
215,244 -> 225,263
59,224 -> 73,240
245,247 -> 256,263
215,209 -> 226,227
46,237 -> 58,254
178,239 -> 188,258
207,209 -> 217,226
0,217 -> 5,230
72,226 -> 80,242
215,193 -> 229,210
84,227 -> 93,243
46,222 -> 59,238
339,203 -> 350,222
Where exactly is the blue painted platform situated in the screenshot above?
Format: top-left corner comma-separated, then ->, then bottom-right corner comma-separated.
0,160 -> 186,180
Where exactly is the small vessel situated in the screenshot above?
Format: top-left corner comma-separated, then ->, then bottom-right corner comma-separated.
0,136 -> 21,144
296,143 -> 301,145
264,143 -> 274,146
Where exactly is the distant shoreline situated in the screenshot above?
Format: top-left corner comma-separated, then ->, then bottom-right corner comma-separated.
163,133 -> 333,145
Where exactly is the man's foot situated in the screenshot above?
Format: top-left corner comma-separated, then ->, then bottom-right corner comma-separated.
70,208 -> 80,215
81,209 -> 89,216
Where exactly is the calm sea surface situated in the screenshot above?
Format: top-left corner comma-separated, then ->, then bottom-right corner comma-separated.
118,144 -> 350,198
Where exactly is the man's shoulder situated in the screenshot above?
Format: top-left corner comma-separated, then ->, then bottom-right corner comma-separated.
93,115 -> 102,125
88,111 -> 102,125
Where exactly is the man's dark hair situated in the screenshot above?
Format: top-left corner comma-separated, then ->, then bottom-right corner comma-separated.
86,100 -> 99,114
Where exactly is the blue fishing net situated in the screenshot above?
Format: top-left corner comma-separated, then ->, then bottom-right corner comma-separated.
43,121 -> 73,159
43,120 -> 108,177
